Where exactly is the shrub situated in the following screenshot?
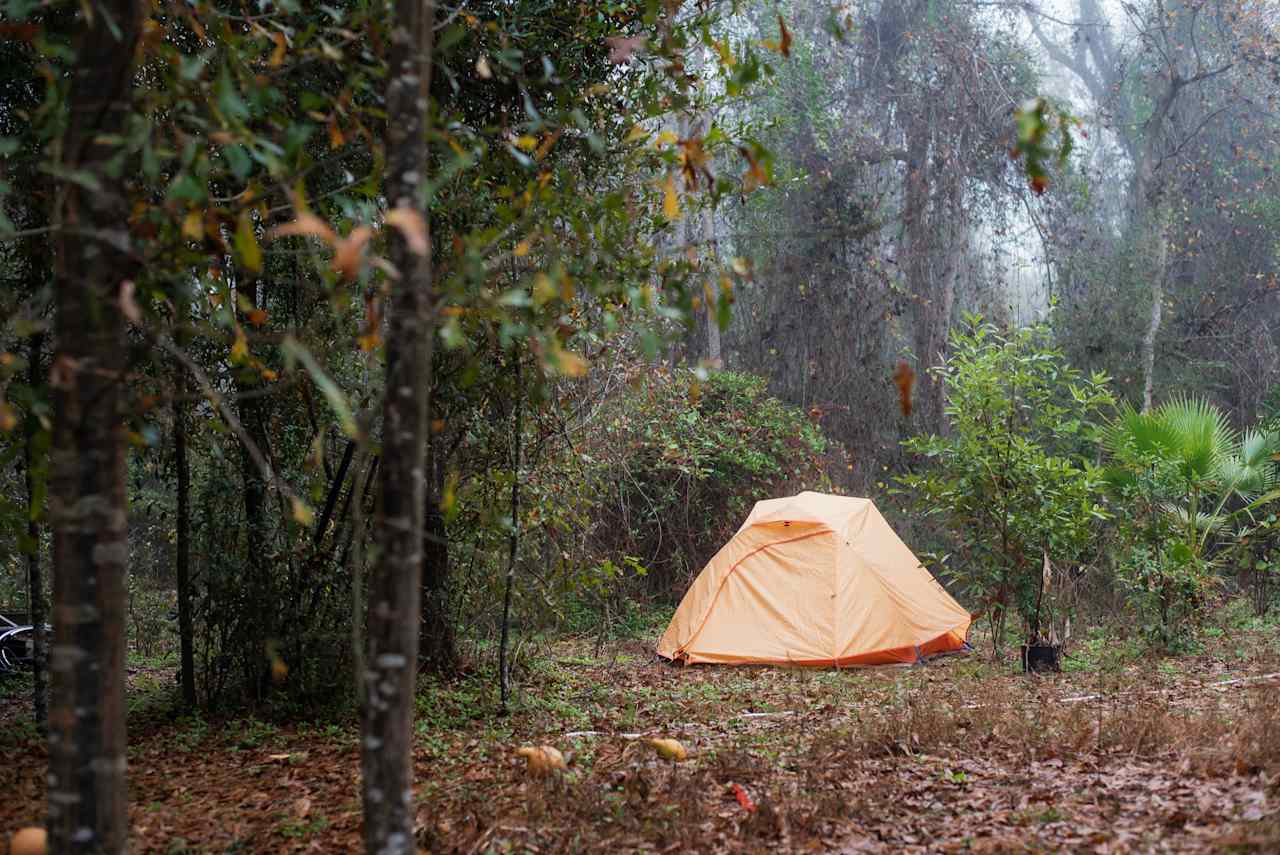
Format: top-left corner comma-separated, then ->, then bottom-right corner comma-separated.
896,315 -> 1114,653
577,368 -> 839,597
1101,396 -> 1280,648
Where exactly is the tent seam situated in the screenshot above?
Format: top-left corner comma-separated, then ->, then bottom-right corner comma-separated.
675,527 -> 832,660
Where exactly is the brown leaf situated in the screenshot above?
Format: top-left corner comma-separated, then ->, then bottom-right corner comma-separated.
269,31 -> 288,67
384,206 -> 429,256
119,280 -> 142,325
778,15 -> 792,57
606,35 -> 645,64
893,360 -> 916,417
270,213 -> 337,245
331,225 -> 374,281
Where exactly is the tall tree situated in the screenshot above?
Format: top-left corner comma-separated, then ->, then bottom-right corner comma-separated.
46,1 -> 145,851
1025,0 -> 1279,409
361,0 -> 435,851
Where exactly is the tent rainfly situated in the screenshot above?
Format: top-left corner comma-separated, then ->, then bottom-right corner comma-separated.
657,492 -> 970,666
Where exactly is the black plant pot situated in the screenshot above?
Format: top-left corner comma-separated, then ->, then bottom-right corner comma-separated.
1020,643 -> 1061,674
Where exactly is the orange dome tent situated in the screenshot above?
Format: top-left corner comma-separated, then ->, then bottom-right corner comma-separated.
657,492 -> 971,666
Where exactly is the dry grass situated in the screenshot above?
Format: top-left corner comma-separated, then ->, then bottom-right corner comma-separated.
2,615 -> 1279,852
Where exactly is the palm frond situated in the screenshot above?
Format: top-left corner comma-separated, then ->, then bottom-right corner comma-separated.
1155,394 -> 1235,482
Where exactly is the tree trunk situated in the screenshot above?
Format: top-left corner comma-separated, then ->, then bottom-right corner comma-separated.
47,3 -> 143,851
174,316 -> 197,708
420,432 -> 457,675
236,280 -> 273,699
903,121 -> 940,428
703,204 -> 722,368
25,333 -> 47,730
1139,203 -> 1170,413
499,353 -> 522,712
362,1 -> 435,851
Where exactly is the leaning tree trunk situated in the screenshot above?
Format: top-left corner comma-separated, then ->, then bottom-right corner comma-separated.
47,2 -> 144,852
362,1 -> 435,852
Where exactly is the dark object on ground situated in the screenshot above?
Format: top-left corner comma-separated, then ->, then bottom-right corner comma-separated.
1021,643 -> 1061,673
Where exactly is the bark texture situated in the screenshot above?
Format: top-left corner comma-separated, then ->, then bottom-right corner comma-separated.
362,2 -> 435,852
48,2 -> 144,851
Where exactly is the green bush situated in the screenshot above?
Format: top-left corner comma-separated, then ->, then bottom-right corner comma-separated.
896,315 -> 1114,653
576,368 -> 839,597
1102,396 -> 1280,649
449,366 -> 844,643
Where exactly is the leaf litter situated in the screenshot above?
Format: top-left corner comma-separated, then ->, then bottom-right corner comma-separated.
1,628 -> 1278,852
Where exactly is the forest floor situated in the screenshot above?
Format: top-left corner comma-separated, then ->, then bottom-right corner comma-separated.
3,607 -> 1280,853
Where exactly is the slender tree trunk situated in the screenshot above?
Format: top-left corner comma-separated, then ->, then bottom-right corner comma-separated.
47,3 -> 143,851
25,333 -> 47,730
174,315 -> 196,708
1140,208 -> 1169,413
362,1 -> 435,851
499,353 -> 522,712
703,204 -> 722,368
903,121 -> 940,429
420,431 -> 457,675
235,280 -> 273,698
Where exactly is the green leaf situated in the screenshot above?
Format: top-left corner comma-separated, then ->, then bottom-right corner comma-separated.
280,337 -> 358,438
234,212 -> 262,273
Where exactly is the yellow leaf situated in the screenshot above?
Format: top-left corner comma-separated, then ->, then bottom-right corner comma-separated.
290,496 -> 314,525
532,272 -> 556,306
515,745 -> 567,777
230,328 -> 249,363
261,368 -> 278,382
625,124 -> 648,144
235,211 -> 263,274
515,135 -> 538,151
655,130 -> 678,148
663,173 -> 681,221
270,31 -> 288,67
648,738 -> 688,762
555,349 -> 589,378
182,210 -> 204,241
714,39 -> 736,67
514,240 -> 531,257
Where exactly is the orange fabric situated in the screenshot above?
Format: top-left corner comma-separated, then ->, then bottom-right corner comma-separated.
657,492 -> 970,667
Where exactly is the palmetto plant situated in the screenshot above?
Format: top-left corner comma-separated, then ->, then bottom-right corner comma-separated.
1101,396 -> 1280,645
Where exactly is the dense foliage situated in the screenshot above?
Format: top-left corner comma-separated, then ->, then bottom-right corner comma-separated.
897,317 -> 1113,652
